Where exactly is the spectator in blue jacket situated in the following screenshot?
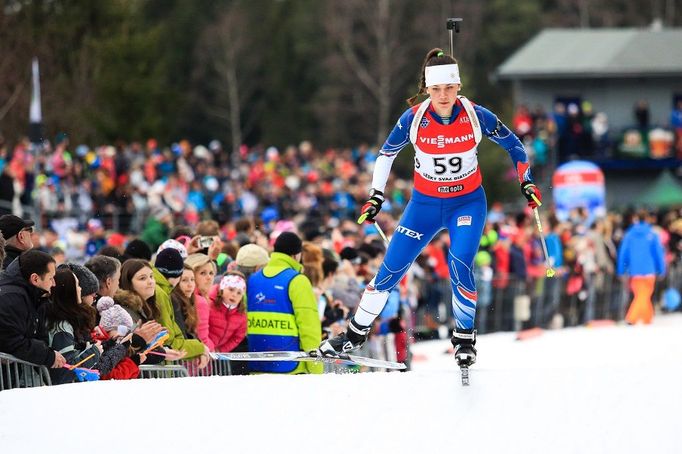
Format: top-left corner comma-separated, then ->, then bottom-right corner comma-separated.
617,210 -> 666,324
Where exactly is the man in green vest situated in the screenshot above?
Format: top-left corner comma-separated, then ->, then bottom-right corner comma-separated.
247,232 -> 322,374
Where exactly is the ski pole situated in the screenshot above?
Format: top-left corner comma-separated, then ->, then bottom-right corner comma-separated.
531,201 -> 556,278
446,18 -> 463,57
374,221 -> 390,249
358,212 -> 390,248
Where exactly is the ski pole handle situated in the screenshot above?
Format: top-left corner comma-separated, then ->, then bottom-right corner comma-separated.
531,193 -> 542,208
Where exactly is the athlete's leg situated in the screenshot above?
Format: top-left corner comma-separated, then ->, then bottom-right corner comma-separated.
354,198 -> 443,326
319,197 -> 444,355
444,189 -> 488,331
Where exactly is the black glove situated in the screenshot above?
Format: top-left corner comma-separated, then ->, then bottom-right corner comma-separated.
520,181 -> 542,209
358,189 -> 384,224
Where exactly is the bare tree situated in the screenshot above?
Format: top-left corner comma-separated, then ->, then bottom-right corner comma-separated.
325,0 -> 411,145
194,5 -> 258,155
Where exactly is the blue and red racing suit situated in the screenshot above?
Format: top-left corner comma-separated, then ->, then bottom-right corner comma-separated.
354,96 -> 533,331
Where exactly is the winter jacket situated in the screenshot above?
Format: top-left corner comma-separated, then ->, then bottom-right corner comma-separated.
46,320 -> 102,385
617,222 -> 666,277
116,289 -> 154,325
195,289 -> 212,350
91,328 -> 142,380
250,252 -> 322,374
2,244 -> 24,270
0,259 -> 55,367
152,267 -> 206,358
208,301 -> 247,353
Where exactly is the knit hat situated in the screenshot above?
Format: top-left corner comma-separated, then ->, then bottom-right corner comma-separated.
273,231 -> 302,256
58,263 -> 100,296
219,274 -> 246,293
97,296 -> 134,333
236,244 -> 269,268
157,239 -> 188,259
124,239 -> 152,261
155,248 -> 184,278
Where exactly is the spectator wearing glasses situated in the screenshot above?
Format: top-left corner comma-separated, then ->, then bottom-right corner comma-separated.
0,215 -> 35,269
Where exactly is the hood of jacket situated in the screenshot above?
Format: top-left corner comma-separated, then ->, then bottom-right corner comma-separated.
628,221 -> 654,238
152,266 -> 174,296
114,289 -> 146,313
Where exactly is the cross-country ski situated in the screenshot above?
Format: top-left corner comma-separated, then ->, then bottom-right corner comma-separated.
213,350 -> 407,370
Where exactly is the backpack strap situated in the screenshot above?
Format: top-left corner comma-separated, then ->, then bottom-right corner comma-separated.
409,98 -> 432,144
457,95 -> 482,144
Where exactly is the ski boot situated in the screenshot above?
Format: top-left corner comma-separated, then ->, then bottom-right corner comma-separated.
318,319 -> 371,356
451,328 -> 477,367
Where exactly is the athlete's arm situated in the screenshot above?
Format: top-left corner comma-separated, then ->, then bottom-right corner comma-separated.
475,105 -> 533,183
371,108 -> 414,192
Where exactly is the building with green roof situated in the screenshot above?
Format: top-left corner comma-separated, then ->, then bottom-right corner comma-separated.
496,27 -> 682,130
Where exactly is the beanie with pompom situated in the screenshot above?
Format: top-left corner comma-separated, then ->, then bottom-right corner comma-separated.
97,296 -> 134,333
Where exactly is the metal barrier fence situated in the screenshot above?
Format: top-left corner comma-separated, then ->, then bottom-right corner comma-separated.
138,355 -> 235,378
181,354 -> 232,377
0,353 -> 235,388
138,364 -> 189,379
415,261 -> 682,335
0,353 -> 52,392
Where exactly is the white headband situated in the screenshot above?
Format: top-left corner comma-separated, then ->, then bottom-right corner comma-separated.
220,274 -> 246,292
425,64 -> 460,87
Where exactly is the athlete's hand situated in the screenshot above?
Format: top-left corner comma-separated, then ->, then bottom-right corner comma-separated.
357,189 -> 384,224
521,181 -> 542,209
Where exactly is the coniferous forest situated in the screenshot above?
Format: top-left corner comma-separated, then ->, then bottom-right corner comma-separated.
1,0 -> 679,150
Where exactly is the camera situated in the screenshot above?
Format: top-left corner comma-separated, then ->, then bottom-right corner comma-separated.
199,236 -> 214,249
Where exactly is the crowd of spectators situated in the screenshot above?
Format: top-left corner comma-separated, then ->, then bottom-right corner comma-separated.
512,98 -> 682,168
0,129 -> 681,384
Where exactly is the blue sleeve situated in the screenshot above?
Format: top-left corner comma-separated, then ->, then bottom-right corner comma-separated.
378,108 -> 414,158
474,104 -> 533,182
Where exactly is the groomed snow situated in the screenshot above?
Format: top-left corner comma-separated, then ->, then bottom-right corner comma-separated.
2,315 -> 681,454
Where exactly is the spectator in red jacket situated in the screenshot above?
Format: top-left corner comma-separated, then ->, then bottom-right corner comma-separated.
208,272 -> 247,353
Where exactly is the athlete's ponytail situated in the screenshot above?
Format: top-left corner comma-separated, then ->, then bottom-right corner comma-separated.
406,47 -> 458,106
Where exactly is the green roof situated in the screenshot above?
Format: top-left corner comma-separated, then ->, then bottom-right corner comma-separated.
497,28 -> 682,80
636,170 -> 682,207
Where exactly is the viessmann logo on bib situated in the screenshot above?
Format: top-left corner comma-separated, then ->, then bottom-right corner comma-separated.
419,133 -> 475,149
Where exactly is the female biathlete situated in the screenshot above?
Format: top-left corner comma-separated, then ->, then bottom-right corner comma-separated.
319,48 -> 542,367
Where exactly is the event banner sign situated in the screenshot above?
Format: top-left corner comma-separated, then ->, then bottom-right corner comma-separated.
552,160 -> 606,222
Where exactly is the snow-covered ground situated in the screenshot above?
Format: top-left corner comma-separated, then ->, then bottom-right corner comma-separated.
2,315 -> 681,454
